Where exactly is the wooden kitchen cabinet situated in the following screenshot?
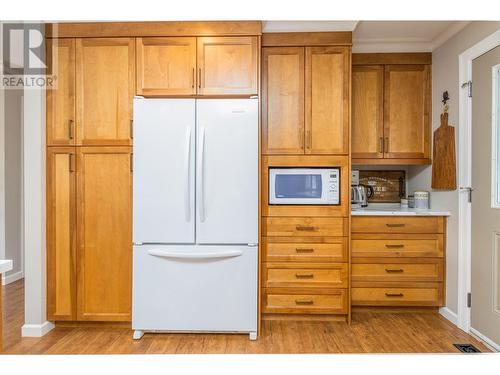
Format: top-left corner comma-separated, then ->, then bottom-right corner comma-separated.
384,65 -> 431,159
305,46 -> 350,154
47,147 -> 133,322
76,38 -> 135,146
46,39 -> 76,146
351,65 -> 384,159
351,56 -> 431,164
76,147 -> 133,321
262,46 -> 350,155
262,47 -> 305,154
136,37 -> 197,96
47,147 -> 77,320
197,36 -> 258,95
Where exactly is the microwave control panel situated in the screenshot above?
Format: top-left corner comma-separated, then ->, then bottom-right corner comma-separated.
327,169 -> 340,203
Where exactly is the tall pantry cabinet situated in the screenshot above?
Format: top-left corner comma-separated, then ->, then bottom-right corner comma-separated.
46,38 -> 133,321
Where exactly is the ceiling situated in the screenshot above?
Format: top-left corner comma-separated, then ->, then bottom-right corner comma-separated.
262,21 -> 470,52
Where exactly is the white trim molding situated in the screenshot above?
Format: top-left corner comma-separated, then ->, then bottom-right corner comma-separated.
2,270 -> 24,285
470,328 -> 500,352
439,307 -> 459,325
458,28 -> 500,333
21,321 -> 54,338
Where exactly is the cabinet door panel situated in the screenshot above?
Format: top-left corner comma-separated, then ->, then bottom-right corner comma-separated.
46,39 -> 76,146
197,36 -> 258,95
47,147 -> 77,320
136,37 -> 196,96
384,65 -> 431,159
305,46 -> 349,154
262,47 -> 304,154
352,65 -> 384,158
76,38 -> 135,145
77,147 -> 132,321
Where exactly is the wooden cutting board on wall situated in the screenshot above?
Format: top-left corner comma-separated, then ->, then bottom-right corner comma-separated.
432,112 -> 457,190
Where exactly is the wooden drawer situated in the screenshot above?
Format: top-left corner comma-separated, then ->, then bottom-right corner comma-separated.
263,237 -> 348,262
351,260 -> 443,282
264,263 -> 348,288
263,288 -> 348,314
352,236 -> 443,258
351,284 -> 443,306
351,216 -> 444,234
264,217 -> 346,237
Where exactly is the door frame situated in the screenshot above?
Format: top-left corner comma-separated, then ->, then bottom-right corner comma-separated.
457,29 -> 500,342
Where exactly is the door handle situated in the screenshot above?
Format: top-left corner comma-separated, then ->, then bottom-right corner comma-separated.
198,68 -> 202,89
148,249 -> 243,260
68,120 -> 74,140
379,137 -> 383,153
69,153 -> 75,172
192,67 -> 195,89
460,186 -> 474,203
198,127 -> 206,222
184,127 -> 191,222
130,119 -> 133,139
384,137 -> 389,153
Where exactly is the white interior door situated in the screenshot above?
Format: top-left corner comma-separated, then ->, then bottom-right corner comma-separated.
196,99 -> 258,244
471,45 -> 500,347
133,99 -> 195,244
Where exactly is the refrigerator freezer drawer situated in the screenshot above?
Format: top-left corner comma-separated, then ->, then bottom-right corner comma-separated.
132,245 -> 258,333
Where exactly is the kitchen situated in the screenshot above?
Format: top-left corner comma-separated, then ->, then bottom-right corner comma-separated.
1,16 -> 500,362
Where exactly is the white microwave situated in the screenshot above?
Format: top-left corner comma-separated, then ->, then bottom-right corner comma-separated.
269,168 -> 340,205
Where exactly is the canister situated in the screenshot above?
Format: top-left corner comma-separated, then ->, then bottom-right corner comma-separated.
414,191 -> 430,209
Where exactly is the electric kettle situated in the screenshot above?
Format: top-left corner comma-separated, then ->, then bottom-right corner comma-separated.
351,184 -> 374,207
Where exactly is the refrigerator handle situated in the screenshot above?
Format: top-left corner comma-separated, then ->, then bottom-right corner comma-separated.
199,127 -> 206,222
148,249 -> 243,260
184,127 -> 191,222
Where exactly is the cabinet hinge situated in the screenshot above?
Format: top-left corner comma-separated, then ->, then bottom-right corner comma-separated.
461,80 -> 472,98
467,292 -> 472,308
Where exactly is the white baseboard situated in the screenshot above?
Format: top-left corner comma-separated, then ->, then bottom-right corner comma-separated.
2,271 -> 24,285
439,307 -> 458,325
21,321 -> 55,337
470,327 -> 500,352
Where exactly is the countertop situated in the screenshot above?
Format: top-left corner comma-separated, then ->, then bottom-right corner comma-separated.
0,259 -> 13,274
352,204 -> 450,216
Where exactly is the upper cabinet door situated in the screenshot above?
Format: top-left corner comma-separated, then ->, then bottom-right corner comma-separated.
76,38 -> 135,146
262,47 -> 305,155
351,65 -> 384,159
47,39 -> 76,146
384,65 -> 431,159
305,46 -> 350,155
136,37 -> 196,96
197,37 -> 258,95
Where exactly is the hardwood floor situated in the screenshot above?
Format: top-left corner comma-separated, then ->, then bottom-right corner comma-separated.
1,279 -> 490,354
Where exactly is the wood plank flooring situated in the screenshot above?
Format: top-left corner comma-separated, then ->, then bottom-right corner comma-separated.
1,280 -> 490,354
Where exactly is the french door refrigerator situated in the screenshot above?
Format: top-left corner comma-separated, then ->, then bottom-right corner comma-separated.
132,98 -> 258,340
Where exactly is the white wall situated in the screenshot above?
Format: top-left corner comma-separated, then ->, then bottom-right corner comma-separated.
408,21 -> 500,315
3,88 -> 24,284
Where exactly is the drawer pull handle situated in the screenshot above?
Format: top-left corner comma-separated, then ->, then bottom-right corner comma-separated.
296,225 -> 316,231
385,269 -> 404,273
295,248 -> 314,253
295,299 -> 314,305
295,273 -> 314,279
385,293 -> 404,297
386,223 -> 405,228
385,244 -> 405,249
385,223 -> 406,228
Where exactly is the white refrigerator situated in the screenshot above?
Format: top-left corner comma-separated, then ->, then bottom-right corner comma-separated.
132,98 -> 258,340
